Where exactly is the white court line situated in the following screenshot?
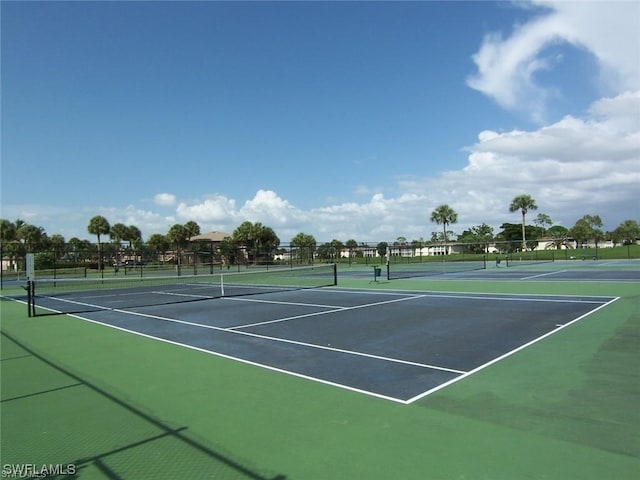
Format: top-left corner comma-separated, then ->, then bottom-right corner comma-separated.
36,294 -> 463,373
520,270 -> 568,280
38,295 -> 114,311
30,289 -> 618,404
326,287 -> 613,302
29,301 -> 409,404
150,291 -> 214,299
110,307 -> 464,374
221,297 -> 345,309
404,296 -> 620,404
227,294 -> 428,330
29,295 -> 464,403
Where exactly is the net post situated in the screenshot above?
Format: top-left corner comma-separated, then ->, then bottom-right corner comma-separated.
26,281 -> 31,317
333,263 -> 338,286
25,253 -> 36,317
26,280 -> 34,317
31,282 -> 36,317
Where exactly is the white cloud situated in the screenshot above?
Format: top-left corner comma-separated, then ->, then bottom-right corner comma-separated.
467,1 -> 640,120
153,193 -> 177,207
588,90 -> 640,134
14,93 -> 639,244
175,195 -> 237,223
239,190 -> 307,225
94,205 -> 175,236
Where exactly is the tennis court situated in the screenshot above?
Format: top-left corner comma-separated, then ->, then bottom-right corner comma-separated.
2,260 -> 638,479
20,266 -> 617,403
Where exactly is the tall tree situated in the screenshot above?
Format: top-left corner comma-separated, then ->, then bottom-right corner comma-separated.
411,238 -> 426,257
218,237 -> 239,266
233,221 -> 257,264
49,234 -> 66,255
316,242 -> 333,261
533,213 -> 553,234
0,219 -> 17,243
147,234 -> 169,253
125,225 -> 142,249
232,221 -> 280,264
571,214 -> 604,249
458,223 -> 494,254
291,232 -> 317,264
67,237 -> 91,262
110,223 -> 128,263
547,225 -> 570,250
430,204 -> 458,253
257,225 -> 280,264
184,221 -> 201,241
613,219 -> 640,245
345,239 -> 358,263
1,219 -> 21,271
87,215 -> 110,271
376,241 -> 388,260
167,224 -> 188,266
509,194 -> 538,251
87,215 -> 111,252
329,239 -> 344,262
497,223 -> 541,253
17,224 -> 45,253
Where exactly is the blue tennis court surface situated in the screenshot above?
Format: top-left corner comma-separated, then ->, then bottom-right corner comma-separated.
33,287 -> 616,404
449,268 -> 640,282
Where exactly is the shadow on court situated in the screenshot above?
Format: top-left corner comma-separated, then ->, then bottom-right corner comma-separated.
1,331 -> 287,480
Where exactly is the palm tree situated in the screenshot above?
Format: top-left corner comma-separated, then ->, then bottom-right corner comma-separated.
430,204 -> 458,254
87,215 -> 111,271
110,223 -> 128,264
184,221 -> 201,241
110,223 -> 128,245
509,194 -> 537,251
125,225 -> 142,249
167,224 -> 188,268
345,238 -> 358,265
0,219 -> 17,244
16,224 -> 45,253
147,233 -> 169,265
49,234 -> 66,258
1,219 -> 21,272
232,221 -> 280,265
547,225 -> 570,250
291,232 -> 317,264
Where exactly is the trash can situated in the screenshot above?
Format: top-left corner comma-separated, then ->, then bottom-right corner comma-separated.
374,267 -> 381,277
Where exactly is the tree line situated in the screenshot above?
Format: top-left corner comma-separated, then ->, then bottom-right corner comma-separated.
1,193 -> 639,267
428,195 -> 639,254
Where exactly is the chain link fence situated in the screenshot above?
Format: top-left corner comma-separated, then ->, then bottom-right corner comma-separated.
2,239 -> 638,288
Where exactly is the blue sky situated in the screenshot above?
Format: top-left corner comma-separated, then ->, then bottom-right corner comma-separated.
2,1 -> 639,243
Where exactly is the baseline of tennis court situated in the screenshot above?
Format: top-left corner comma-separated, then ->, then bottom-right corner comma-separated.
399,265 -> 640,282
30,285 -> 617,404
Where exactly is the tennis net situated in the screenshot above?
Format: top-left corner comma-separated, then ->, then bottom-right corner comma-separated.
387,256 -> 486,280
28,264 -> 337,315
505,251 -> 554,267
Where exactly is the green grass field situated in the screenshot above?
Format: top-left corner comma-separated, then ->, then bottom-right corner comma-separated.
1,265 -> 638,479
